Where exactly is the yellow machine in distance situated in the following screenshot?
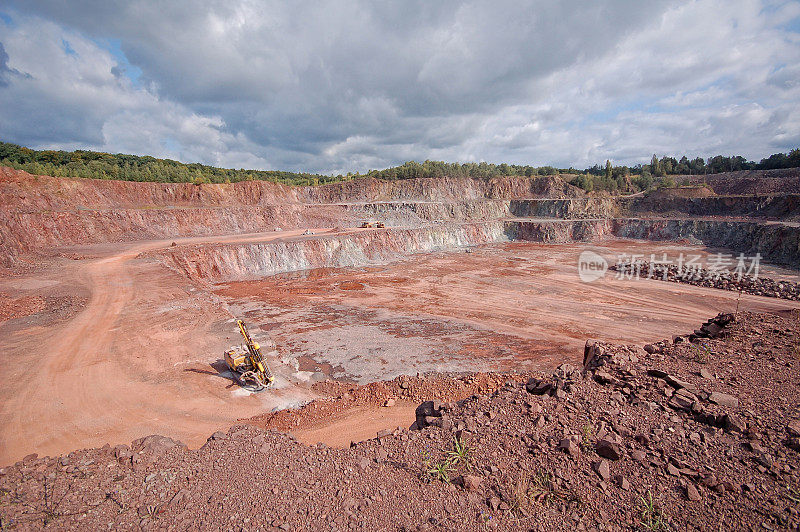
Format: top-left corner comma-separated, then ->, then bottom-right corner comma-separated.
224,319 -> 275,390
360,221 -> 385,228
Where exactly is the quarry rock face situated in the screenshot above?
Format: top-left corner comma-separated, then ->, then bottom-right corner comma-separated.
157,222 -> 508,281
3,166 -> 800,268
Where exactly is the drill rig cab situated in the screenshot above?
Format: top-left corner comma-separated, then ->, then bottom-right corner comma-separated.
224,319 -> 275,390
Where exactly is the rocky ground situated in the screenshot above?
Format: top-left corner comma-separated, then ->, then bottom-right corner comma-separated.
1,310 -> 799,531
611,260 -> 800,301
247,373 -> 524,435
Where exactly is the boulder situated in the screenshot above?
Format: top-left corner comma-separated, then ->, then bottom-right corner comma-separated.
593,459 -> 610,480
525,378 -> 553,396
593,370 -> 616,385
415,401 -> 442,428
460,475 -> 483,493
132,435 -> 183,455
723,414 -> 746,433
665,375 -> 700,395
709,391 -> 738,408
686,483 -> 702,501
595,439 -> 623,460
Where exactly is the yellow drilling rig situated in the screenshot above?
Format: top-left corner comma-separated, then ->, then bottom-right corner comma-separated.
224,319 -> 275,390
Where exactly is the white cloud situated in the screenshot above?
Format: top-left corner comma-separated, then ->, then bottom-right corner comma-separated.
0,0 -> 798,172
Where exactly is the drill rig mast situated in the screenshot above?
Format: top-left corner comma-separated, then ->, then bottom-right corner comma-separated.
224,319 -> 275,390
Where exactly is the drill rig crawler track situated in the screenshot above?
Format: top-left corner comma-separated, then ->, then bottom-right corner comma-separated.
224,319 -> 275,391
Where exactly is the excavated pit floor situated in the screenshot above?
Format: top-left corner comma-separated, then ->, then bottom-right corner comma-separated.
1,229 -> 799,465
214,239 -> 800,386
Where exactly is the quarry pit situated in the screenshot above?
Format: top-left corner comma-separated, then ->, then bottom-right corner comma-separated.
1,166 -> 799,466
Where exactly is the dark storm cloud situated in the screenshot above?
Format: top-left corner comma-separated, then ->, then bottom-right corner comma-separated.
0,1 -> 799,172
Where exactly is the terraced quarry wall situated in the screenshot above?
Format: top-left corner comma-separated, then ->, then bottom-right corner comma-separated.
0,167 -> 572,264
625,194 -> 800,219
3,166 -> 800,270
159,223 -> 507,282
509,198 -> 620,219
507,218 -> 800,265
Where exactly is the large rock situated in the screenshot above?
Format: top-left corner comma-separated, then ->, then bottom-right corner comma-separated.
668,388 -> 698,412
593,370 -> 616,385
583,340 -> 603,368
709,391 -> 739,408
593,459 -> 610,480
132,434 -> 183,455
595,439 -> 623,460
665,375 -> 700,395
558,438 -> 580,457
460,475 -> 483,493
131,435 -> 185,465
525,378 -> 553,396
723,413 -> 746,433
415,400 -> 442,429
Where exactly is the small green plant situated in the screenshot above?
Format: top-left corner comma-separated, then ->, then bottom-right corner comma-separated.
692,343 -> 713,364
422,436 -> 475,483
425,459 -> 454,484
446,436 -> 472,470
422,449 -> 455,484
580,424 -> 594,452
639,490 -> 665,531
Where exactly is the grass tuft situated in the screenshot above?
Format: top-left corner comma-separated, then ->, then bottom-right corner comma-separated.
639,490 -> 666,531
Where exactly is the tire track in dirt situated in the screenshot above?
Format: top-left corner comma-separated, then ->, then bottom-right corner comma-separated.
0,228 -> 365,465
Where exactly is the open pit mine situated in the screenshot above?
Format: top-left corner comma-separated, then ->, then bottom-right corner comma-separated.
1,166 -> 800,530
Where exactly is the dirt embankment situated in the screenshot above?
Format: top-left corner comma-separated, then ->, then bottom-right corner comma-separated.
626,192 -> 800,219
510,197 -> 621,219
157,223 -> 507,282
506,218 -> 800,267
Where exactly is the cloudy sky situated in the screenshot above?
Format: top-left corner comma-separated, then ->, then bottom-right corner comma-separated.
0,1 -> 799,173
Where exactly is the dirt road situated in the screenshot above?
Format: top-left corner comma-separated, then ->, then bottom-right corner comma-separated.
0,228 -> 364,465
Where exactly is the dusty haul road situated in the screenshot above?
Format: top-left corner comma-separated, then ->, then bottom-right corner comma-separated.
0,228 -> 363,465
1,230 -> 799,466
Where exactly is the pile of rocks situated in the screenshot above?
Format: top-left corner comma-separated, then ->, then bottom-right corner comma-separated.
524,363 -> 582,399
610,260 -> 800,300
688,312 -> 735,342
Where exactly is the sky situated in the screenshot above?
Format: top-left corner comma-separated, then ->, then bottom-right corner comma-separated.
0,1 -> 799,174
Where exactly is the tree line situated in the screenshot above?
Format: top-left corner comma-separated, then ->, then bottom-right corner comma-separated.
0,141 -> 797,193
569,150 -> 800,193
0,142 -> 334,186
